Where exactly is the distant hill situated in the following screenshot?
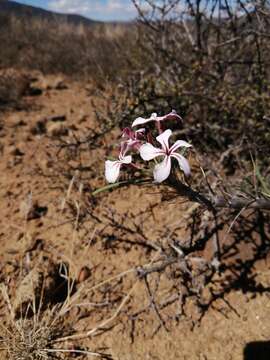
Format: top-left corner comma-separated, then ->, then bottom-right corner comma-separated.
0,0 -> 100,26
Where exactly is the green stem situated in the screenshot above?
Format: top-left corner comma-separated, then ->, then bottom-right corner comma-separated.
92,179 -> 151,196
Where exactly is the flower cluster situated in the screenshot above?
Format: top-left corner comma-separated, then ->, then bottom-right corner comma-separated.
105,110 -> 192,184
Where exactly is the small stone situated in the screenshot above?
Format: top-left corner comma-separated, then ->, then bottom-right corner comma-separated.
38,76 -> 68,90
55,80 -> 68,90
77,266 -> 91,283
9,146 -> 24,156
30,120 -> 47,135
9,115 -> 27,127
39,159 -> 53,173
47,123 -> 68,137
28,85 -> 43,96
21,200 -> 48,221
48,114 -> 66,122
5,263 -> 16,274
17,232 -> 24,241
27,203 -> 48,221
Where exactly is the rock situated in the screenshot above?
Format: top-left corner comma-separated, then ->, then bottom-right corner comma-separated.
77,266 -> 91,283
39,159 -> 53,173
30,119 -> 47,135
78,115 -> 88,124
48,114 -> 66,122
9,146 -> 24,156
69,124 -> 78,131
32,76 -> 68,91
31,115 -> 66,135
20,199 -> 48,221
47,123 -> 68,137
55,79 -> 68,90
26,202 -> 48,221
9,114 -> 27,128
27,85 -> 43,96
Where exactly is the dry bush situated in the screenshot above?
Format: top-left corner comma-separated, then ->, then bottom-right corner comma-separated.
0,68 -> 30,109
119,0 -> 270,166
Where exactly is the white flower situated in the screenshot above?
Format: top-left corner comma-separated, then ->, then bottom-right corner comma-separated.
132,110 -> 182,127
139,129 -> 191,183
105,151 -> 132,183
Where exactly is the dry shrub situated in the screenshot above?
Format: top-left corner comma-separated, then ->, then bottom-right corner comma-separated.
119,0 -> 270,168
0,68 -> 30,109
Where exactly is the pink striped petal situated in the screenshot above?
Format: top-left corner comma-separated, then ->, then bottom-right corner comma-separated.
120,155 -> 132,164
156,129 -> 172,151
132,117 -> 148,127
170,140 -> 192,153
105,160 -> 122,183
171,153 -> 191,176
153,156 -> 171,183
132,113 -> 157,127
139,143 -> 163,161
162,110 -> 182,122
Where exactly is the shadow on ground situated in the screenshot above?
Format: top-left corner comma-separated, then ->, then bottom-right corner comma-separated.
244,341 -> 270,360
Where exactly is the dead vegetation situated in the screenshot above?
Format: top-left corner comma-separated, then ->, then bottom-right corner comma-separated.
0,14 -> 136,84
0,68 -> 31,110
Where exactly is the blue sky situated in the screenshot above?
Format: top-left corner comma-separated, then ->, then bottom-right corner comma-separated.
13,0 -> 138,21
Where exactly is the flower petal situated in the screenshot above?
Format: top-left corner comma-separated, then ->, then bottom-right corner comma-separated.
163,110 -> 182,122
135,128 -> 146,135
105,160 -> 122,183
120,141 -> 129,156
153,156 -> 171,183
139,143 -> 163,161
156,129 -> 172,151
132,113 -> 157,127
121,155 -> 132,164
170,140 -> 192,153
122,127 -> 134,139
132,117 -> 151,127
171,153 -> 191,176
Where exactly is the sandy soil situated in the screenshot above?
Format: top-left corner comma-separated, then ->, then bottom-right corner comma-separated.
0,73 -> 269,360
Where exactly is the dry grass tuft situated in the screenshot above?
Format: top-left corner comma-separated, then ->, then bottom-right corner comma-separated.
2,315 -> 62,360
0,285 -> 68,360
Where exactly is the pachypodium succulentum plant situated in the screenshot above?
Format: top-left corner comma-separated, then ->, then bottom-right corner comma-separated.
105,110 -> 192,184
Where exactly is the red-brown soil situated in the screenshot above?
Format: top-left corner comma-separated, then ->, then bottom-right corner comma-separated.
0,73 -> 269,360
